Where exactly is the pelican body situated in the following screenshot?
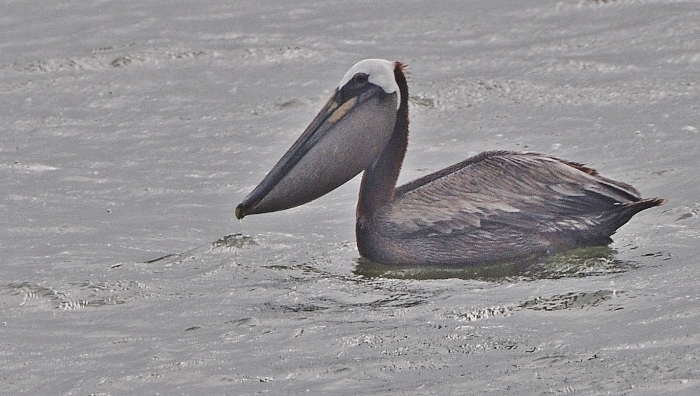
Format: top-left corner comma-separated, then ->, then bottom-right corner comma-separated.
235,59 -> 664,266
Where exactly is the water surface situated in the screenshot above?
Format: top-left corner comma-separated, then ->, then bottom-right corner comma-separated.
2,0 -> 699,394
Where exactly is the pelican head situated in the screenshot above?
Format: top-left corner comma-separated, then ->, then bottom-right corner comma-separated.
236,59 -> 401,219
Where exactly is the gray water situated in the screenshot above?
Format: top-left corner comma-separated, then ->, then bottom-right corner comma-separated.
2,0 -> 699,394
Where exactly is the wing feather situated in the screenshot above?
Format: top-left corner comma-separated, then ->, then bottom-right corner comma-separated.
374,151 -> 643,237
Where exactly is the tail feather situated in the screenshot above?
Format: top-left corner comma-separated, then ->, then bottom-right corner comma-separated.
604,197 -> 665,235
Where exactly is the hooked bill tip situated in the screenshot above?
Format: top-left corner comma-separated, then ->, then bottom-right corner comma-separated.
234,204 -> 245,220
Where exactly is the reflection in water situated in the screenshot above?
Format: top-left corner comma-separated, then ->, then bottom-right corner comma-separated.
145,233 -> 258,265
2,280 -> 142,311
526,246 -> 631,279
354,245 -> 627,281
520,290 -> 619,311
146,233 -> 629,283
354,257 -> 525,281
210,233 -> 258,250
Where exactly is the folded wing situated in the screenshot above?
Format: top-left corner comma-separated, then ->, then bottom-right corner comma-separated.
373,151 -> 660,241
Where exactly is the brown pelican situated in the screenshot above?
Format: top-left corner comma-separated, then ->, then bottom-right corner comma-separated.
235,59 -> 664,266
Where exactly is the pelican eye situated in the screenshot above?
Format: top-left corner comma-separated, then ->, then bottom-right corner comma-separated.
351,73 -> 369,86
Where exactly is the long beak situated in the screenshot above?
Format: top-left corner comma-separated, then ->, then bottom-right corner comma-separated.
236,85 -> 397,219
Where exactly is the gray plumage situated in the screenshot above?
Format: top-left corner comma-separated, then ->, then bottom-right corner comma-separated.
359,150 -> 663,265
